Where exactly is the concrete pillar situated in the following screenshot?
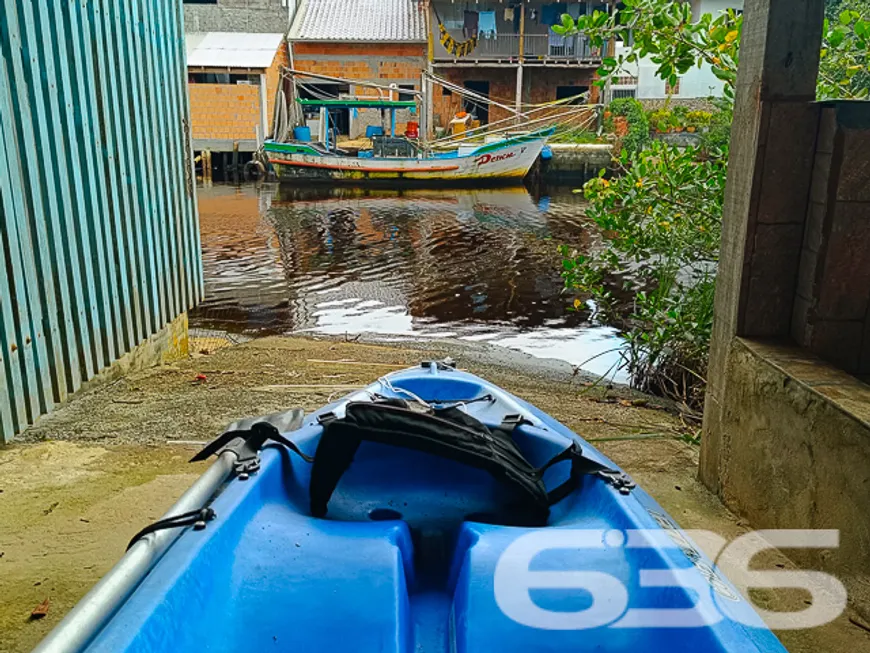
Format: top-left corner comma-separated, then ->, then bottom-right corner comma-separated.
515,65 -> 523,118
700,0 -> 825,492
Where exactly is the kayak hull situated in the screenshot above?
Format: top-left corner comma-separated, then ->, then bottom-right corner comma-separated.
39,365 -> 787,653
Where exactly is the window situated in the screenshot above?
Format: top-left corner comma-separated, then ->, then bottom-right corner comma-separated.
665,78 -> 681,95
442,87 -> 453,97
397,84 -> 416,102
188,72 -> 260,85
555,85 -> 589,105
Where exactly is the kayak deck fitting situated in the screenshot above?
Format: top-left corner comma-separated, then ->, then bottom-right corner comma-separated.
36,363 -> 787,653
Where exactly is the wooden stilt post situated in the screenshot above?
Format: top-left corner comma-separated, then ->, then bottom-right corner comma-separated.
232,141 -> 240,185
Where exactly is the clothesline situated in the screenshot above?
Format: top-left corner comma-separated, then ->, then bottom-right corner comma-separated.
437,3 -> 595,42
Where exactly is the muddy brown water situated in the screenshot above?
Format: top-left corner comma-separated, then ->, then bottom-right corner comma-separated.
189,184 -> 627,380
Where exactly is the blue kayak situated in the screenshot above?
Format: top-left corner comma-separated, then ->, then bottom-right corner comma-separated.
35,362 -> 787,653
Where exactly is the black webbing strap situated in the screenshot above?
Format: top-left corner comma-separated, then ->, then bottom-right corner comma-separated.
308,401 -> 632,524
191,421 -> 313,467
310,401 -> 551,523
126,508 -> 216,551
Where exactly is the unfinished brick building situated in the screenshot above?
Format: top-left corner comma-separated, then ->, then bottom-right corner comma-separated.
288,0 -> 428,139
187,32 -> 290,154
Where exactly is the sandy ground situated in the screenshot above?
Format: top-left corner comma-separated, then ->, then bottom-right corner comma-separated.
2,336 -> 869,652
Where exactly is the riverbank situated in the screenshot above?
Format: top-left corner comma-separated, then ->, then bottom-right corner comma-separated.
2,335 -> 868,652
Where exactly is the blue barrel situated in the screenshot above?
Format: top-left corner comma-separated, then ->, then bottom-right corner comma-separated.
366,126 -> 384,138
540,145 -> 553,161
293,126 -> 312,142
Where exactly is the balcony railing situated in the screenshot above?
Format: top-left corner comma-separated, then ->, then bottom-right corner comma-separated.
522,34 -> 603,62
432,32 -> 603,63
433,33 -> 521,60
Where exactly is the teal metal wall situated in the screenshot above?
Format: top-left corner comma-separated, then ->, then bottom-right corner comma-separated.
0,0 -> 203,442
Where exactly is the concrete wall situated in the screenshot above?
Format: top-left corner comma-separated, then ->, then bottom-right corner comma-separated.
791,103 -> 870,376
706,338 -> 870,619
184,0 -> 294,33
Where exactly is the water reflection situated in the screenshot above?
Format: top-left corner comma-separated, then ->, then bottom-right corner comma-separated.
190,184 -> 626,379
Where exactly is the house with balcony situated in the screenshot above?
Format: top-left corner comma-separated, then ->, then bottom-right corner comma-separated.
426,1 -> 610,129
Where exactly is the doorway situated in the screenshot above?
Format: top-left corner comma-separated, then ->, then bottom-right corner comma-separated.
463,80 -> 490,125
298,83 -> 351,137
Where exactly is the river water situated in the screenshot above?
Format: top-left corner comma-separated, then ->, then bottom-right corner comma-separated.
190,184 -> 626,379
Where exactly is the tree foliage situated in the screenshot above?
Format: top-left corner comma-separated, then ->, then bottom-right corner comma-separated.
606,97 -> 650,152
555,0 -> 869,409
819,1 -> 870,99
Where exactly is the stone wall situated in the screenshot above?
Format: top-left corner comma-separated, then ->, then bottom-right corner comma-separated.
184,0 -> 291,33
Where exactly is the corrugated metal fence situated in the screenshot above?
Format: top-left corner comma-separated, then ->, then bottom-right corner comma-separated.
0,0 -> 203,442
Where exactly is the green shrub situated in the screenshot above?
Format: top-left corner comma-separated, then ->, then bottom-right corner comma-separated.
671,105 -> 690,120
686,110 -> 713,128
607,97 -> 650,152
649,108 -> 674,132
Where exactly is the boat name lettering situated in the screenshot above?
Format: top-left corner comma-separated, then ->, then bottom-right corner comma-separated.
475,151 -> 516,166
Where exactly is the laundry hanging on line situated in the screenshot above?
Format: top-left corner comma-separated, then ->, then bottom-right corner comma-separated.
541,3 -> 569,26
504,7 -> 515,22
463,10 -> 479,38
478,11 -> 497,38
439,22 -> 479,57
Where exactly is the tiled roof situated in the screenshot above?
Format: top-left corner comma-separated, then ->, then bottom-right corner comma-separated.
291,0 -> 427,42
186,32 -> 285,69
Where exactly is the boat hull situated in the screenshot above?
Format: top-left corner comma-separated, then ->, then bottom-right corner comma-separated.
264,132 -> 548,187
37,365 -> 788,653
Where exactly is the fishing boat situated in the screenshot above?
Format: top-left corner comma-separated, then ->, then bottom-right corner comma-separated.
259,68 -> 592,187
264,107 -> 553,186
36,362 -> 788,653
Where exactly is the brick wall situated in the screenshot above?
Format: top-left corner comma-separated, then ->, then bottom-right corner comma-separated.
291,41 -> 426,138
526,68 -> 595,104
430,67 -> 596,131
431,68 -> 518,130
266,42 -> 291,130
291,42 -> 425,81
189,83 -> 262,141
